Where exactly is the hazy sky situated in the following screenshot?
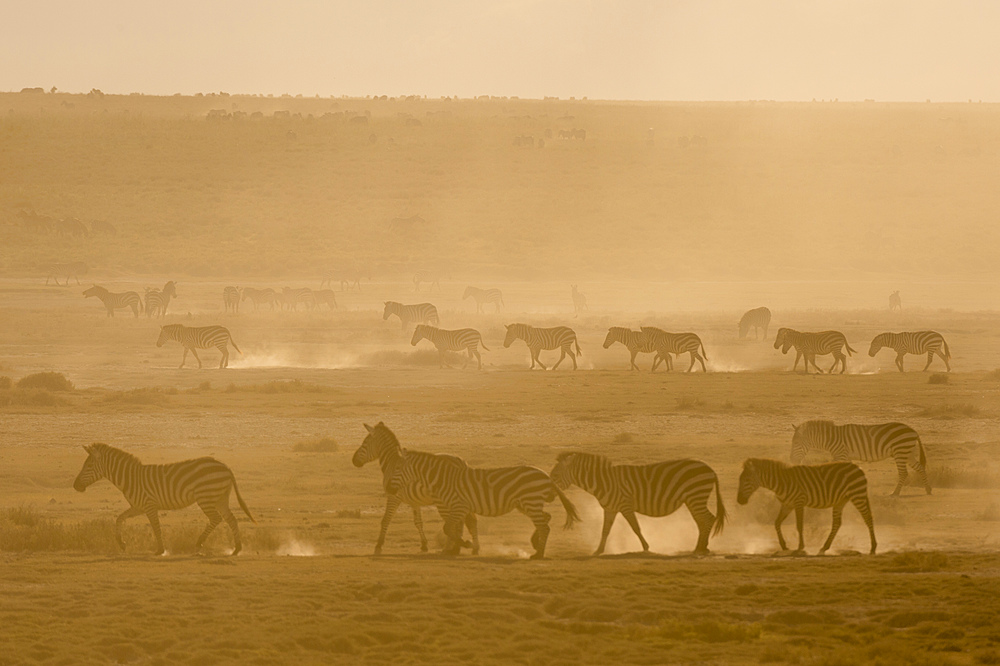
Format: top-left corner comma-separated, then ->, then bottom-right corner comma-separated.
3,1 -> 997,101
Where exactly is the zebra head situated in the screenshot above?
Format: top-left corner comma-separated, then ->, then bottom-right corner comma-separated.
738,317 -> 750,340
73,444 -> 105,492
790,424 -> 809,464
82,285 -> 103,298
603,327 -> 626,349
162,281 -> 177,298
155,326 -> 169,347
868,333 -> 888,357
353,422 -> 397,468
462,286 -> 474,300
736,459 -> 762,505
549,453 -> 578,489
382,302 -> 396,320
772,328 -> 788,351
503,323 -> 526,348
410,325 -> 429,346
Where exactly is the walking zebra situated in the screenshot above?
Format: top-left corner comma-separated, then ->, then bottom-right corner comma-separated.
603,327 -> 657,371
412,272 -> 442,292
738,307 -> 771,341
889,290 -> 902,312
45,261 -> 88,286
223,286 -> 240,314
282,287 -> 316,311
156,324 -> 242,369
387,450 -> 579,559
83,285 -> 142,317
640,326 -> 707,372
791,420 -> 930,495
737,458 -> 877,555
383,301 -> 439,330
411,324 -> 489,369
352,423 -> 478,554
773,328 -> 856,374
313,289 -> 339,310
462,286 -> 504,313
550,452 -> 725,555
503,323 -> 581,370
869,331 -> 951,372
241,287 -> 277,311
321,266 -> 369,291
73,443 -> 255,555
571,284 -> 587,316
144,281 -> 177,318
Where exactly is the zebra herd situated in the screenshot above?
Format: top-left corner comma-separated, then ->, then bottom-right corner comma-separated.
72,417 -> 935,558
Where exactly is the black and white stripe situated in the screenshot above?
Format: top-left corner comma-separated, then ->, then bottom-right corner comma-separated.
313,289 -> 339,310
144,281 -> 177,319
83,285 -> 142,318
156,324 -> 242,369
383,301 -> 440,330
791,420 -> 930,495
321,266 -> 368,291
223,286 -> 240,314
503,323 -> 581,370
411,324 -> 489,369
640,326 -> 708,372
241,287 -> 278,311
73,443 -> 255,555
869,331 -> 950,372
603,327 -> 657,371
737,458 -> 876,555
412,272 -> 442,292
738,307 -> 772,341
282,287 -> 316,311
773,328 -> 856,374
463,286 -> 504,313
550,452 -> 725,555
45,261 -> 89,286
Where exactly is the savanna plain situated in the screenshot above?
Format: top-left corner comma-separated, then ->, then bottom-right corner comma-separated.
1,91 -> 999,665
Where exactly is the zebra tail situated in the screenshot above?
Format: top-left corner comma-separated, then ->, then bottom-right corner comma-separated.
574,339 -> 582,357
942,338 -> 951,359
231,472 -> 256,523
712,475 -> 727,537
918,436 -> 927,468
845,341 -> 857,356
229,335 -> 243,355
555,485 -> 581,529
479,334 -> 491,352
700,340 -> 708,360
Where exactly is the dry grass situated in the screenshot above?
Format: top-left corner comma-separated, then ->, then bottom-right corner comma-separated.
928,373 -> 949,384
291,437 -> 339,453
101,387 -> 173,405
917,403 -> 985,419
924,466 -> 1000,489
0,388 -> 67,407
225,380 -> 337,394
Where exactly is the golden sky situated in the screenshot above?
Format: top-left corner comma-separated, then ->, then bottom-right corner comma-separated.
3,0 -> 997,101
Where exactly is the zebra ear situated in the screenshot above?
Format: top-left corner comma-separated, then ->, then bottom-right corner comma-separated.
363,423 -> 374,433
792,423 -> 800,432
82,445 -> 91,454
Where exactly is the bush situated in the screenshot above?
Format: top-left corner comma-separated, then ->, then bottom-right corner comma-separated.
0,389 -> 66,407
0,505 -> 118,553
292,437 -> 339,453
16,372 -> 73,391
0,376 -> 11,390
928,373 -> 949,384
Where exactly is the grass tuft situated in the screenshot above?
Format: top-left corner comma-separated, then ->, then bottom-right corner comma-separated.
0,388 -> 67,407
16,372 -> 74,391
928,373 -> 949,384
0,376 -> 11,390
917,403 -> 984,419
292,437 -> 339,453
884,552 -> 948,573
0,505 -> 118,553
612,432 -> 634,444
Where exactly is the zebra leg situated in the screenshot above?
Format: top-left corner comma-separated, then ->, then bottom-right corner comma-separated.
131,303 -> 139,318
622,510 -> 650,552
819,504 -> 845,555
851,496 -> 878,554
222,508 -> 242,556
471,348 -> 482,370
773,504 -> 792,551
896,352 -> 906,372
529,518 -> 552,560
195,503 -> 223,554
594,508 -> 619,556
552,348 -> 567,370
219,345 -> 229,369
923,351 -> 934,371
940,350 -> 951,372
630,350 -> 639,371
689,502 -> 715,554
794,506 -> 806,553
791,351 -> 801,371
115,506 -> 146,551
179,348 -> 189,369
145,509 -> 166,555
533,349 -> 547,370
911,459 -> 932,495
891,458 -> 908,496
376,495 -> 404,554
190,348 -> 203,369
464,514 -> 480,555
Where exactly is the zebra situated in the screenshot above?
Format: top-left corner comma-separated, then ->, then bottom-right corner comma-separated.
411,324 -> 489,369
387,450 -> 579,559
321,266 -> 369,291
571,284 -> 587,316
791,420 -> 930,495
223,286 -> 240,314
352,422 -> 478,554
869,331 -> 951,372
640,326 -> 707,372
45,261 -> 88,286
144,281 -> 177,318
412,272 -> 442,292
603,327 -> 657,371
737,458 -> 877,555
889,290 -> 902,312
313,289 -> 339,310
383,301 -> 439,331
241,287 -> 278,312
83,285 -> 142,318
282,287 -> 316,311
156,324 -> 242,369
73,443 -> 255,555
773,328 -> 856,374
503,323 -> 581,370
550,452 -> 725,555
463,286 -> 504,313
738,307 -> 771,341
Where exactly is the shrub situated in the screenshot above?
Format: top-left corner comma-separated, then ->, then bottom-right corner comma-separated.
0,376 -> 11,390
928,373 -> 949,384
292,437 -> 339,453
675,396 -> 704,410
0,506 -> 118,553
16,372 -> 73,391
0,389 -> 65,407
612,432 -> 634,444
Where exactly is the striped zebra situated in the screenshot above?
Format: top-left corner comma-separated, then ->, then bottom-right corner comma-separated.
321,266 -> 369,291
503,323 -> 581,370
571,284 -> 587,316
869,331 -> 951,372
773,328 -> 856,374
144,281 -> 177,318
156,324 -> 242,369
738,307 -> 771,341
737,458 -> 877,555
313,289 -> 339,310
383,301 -> 440,330
550,452 -> 725,555
83,285 -> 142,318
412,272 -> 442,293
45,261 -> 88,286
223,286 -> 240,314
387,450 -> 580,559
411,324 -> 489,369
889,290 -> 902,312
241,287 -> 278,312
282,287 -> 316,311
791,420 -> 930,495
463,286 -> 504,313
353,422 -> 478,554
603,327 -> 657,371
640,326 -> 708,372
73,443 -> 255,555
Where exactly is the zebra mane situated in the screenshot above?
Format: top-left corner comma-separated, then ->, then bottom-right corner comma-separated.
557,451 -> 612,470
745,457 -> 788,472
373,423 -> 402,451
89,443 -> 142,467
803,419 -> 833,428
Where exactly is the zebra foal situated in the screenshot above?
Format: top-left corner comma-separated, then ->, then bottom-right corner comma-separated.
603,327 -> 656,371
463,286 -> 504,313
738,307 -> 771,341
73,443 -> 255,555
503,323 -> 581,370
869,331 -> 951,372
156,324 -> 242,369
773,327 -> 856,374
83,285 -> 142,318
383,301 -> 439,331
411,324 -> 489,369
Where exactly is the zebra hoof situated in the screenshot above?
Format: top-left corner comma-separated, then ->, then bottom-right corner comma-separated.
529,553 -> 545,560
419,544 -> 428,553
230,547 -> 241,556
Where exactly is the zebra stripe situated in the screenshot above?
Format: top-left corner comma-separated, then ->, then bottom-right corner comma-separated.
223,286 -> 240,314
352,422 -> 477,554
773,328 -> 856,374
388,449 -> 579,559
411,324 -> 489,369
321,266 -> 368,291
640,326 -> 707,372
791,420 -> 930,495
83,285 -> 142,318
412,272 -> 442,292
550,452 -> 725,555
462,286 -> 504,313
503,323 -> 581,370
383,301 -> 440,330
156,324 -> 242,369
738,307 -> 771,341
737,458 -> 876,555
241,287 -> 277,311
282,287 -> 316,311
869,331 -> 951,372
603,327 -> 657,371
72,443 -> 255,555
144,281 -> 177,319
313,289 -> 339,310
45,261 -> 88,286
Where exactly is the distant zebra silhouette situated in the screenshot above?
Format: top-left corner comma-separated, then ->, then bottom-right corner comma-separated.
641,326 -> 707,372
869,331 -> 950,372
83,285 -> 141,317
55,217 -> 88,238
144,281 -> 177,318
773,328 -> 856,374
503,323 -> 581,370
791,421 -> 930,495
45,261 -> 89,286
313,289 -> 339,310
571,285 -> 587,316
383,301 -> 439,330
223,286 -> 240,314
737,458 -> 876,555
73,443 -> 254,555
550,452 -> 725,555
282,287 -> 316,311
321,266 -> 369,291
241,287 -> 278,312
463,286 -> 504,313
738,307 -> 771,341
412,272 -> 442,292
89,219 -> 118,237
603,327 -> 656,371
889,291 -> 902,312
156,324 -> 242,369
411,324 -> 489,369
